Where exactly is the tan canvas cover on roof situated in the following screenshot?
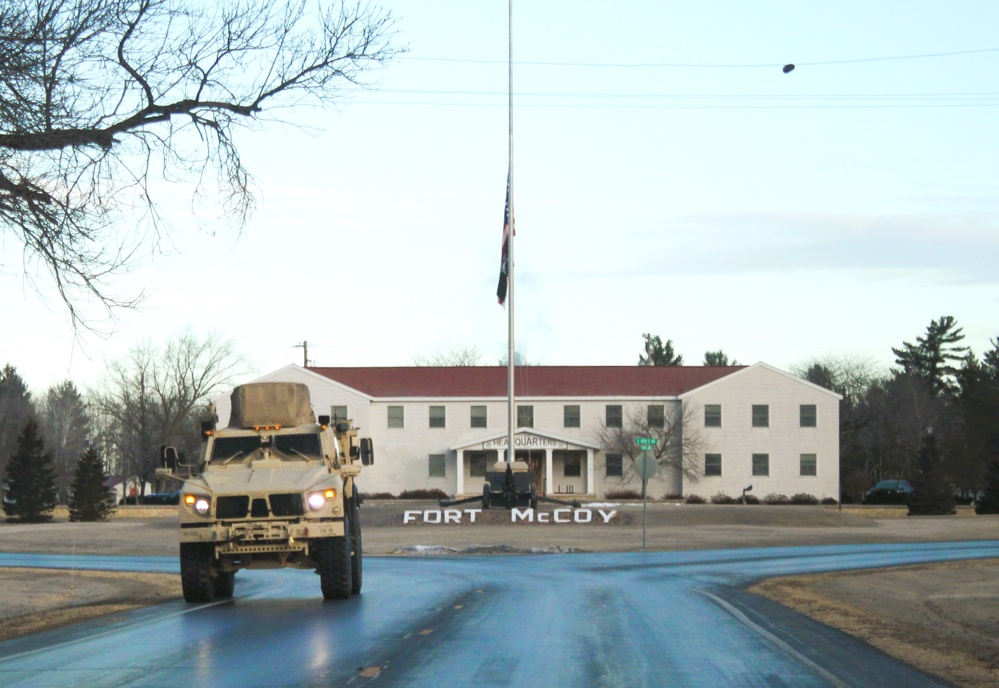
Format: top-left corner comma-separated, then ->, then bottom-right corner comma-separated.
228,382 -> 316,428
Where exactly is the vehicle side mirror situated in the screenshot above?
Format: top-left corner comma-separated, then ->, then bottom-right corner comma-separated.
161,446 -> 178,471
359,438 -> 374,466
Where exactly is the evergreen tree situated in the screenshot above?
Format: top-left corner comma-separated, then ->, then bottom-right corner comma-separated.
0,364 -> 36,479
638,334 -> 683,366
2,420 -> 59,523
703,350 -> 738,366
975,448 -> 999,515
69,446 -> 115,522
892,316 -> 968,397
907,430 -> 956,516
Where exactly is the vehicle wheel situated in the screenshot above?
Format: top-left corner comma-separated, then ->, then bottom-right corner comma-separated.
349,488 -> 363,595
482,483 -> 490,510
529,484 -> 539,511
180,543 -> 215,603
316,513 -> 352,600
213,571 -> 235,598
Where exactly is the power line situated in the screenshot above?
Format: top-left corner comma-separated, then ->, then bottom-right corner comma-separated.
403,47 -> 999,70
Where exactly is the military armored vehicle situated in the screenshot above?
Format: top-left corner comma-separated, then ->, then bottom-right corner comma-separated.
158,382 -> 372,603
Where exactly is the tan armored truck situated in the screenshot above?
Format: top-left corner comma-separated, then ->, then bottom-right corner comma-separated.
158,382 -> 372,603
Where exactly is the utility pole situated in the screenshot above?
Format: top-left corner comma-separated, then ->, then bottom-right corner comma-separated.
293,341 -> 309,367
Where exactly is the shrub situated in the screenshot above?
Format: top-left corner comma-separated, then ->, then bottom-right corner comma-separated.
606,489 -> 643,500
743,494 -> 760,505
711,492 -> 737,505
398,489 -> 450,501
821,497 -> 839,506
685,494 -> 706,504
763,493 -> 790,505
662,493 -> 684,501
790,493 -> 819,505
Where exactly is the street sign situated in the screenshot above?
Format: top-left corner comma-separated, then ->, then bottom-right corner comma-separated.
635,437 -> 658,448
634,451 -> 658,481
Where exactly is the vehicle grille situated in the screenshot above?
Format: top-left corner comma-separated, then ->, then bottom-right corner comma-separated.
215,493 -> 305,519
269,493 -> 305,516
217,495 -> 249,519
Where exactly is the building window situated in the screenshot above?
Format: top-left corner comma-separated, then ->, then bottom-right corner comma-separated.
429,454 -> 446,478
387,405 -> 404,429
800,453 -> 817,477
752,405 -> 769,428
469,452 -> 488,477
800,404 -> 817,428
606,405 -> 622,428
470,405 -> 487,428
429,405 -> 446,428
563,454 -> 581,477
564,405 -> 580,428
648,405 -> 665,429
517,405 -> 534,428
705,404 -> 721,427
752,453 -> 770,476
705,453 -> 722,477
605,453 -> 623,477
331,405 -> 348,422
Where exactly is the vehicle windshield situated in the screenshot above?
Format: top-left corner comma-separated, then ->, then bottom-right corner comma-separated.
272,433 -> 322,459
210,433 -> 322,463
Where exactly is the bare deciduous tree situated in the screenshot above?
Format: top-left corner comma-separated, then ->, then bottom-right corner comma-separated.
412,345 -> 483,367
0,0 -> 398,326
39,380 -> 92,503
94,329 -> 249,494
597,401 -> 705,484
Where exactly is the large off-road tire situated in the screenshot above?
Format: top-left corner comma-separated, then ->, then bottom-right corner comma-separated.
349,489 -> 363,595
213,571 -> 235,598
316,513 -> 352,600
482,483 -> 490,510
180,543 -> 215,603
529,484 -> 539,511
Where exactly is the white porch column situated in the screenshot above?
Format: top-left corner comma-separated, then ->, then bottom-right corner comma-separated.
586,449 -> 595,495
545,448 -> 554,496
456,449 -> 465,495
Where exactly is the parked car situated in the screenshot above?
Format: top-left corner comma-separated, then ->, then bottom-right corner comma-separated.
140,492 -> 180,505
863,480 -> 914,505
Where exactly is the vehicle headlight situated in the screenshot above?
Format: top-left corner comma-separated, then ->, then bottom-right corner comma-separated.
183,493 -> 211,516
307,488 -> 336,511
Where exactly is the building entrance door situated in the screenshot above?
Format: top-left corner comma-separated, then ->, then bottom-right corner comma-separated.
516,450 -> 545,494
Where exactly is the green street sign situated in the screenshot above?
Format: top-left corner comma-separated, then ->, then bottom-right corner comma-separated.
635,437 -> 658,447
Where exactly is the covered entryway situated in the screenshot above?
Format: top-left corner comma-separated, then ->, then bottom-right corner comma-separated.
451,430 -> 599,497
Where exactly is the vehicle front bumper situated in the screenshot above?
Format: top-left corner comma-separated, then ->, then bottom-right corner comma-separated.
179,519 -> 345,554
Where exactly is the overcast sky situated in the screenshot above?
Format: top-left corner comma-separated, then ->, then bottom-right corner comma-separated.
4,0 -> 998,394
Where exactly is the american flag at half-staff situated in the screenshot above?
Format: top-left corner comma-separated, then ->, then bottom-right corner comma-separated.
496,172 -> 513,305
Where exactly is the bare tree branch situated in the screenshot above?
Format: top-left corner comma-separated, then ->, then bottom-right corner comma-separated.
0,0 -> 399,328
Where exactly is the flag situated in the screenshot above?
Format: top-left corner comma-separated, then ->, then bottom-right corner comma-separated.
496,173 -> 512,305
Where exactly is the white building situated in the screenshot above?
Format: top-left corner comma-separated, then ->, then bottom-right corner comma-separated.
213,363 -> 841,502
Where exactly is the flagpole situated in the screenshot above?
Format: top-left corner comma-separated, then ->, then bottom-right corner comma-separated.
506,0 -> 515,466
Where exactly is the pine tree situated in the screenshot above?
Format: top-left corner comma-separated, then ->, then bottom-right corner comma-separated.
68,446 -> 115,522
638,334 -> 683,366
975,451 -> 999,515
907,430 -> 956,516
892,316 -> 968,397
2,420 -> 58,523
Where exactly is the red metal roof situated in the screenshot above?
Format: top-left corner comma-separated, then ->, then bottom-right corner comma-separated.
307,366 -> 744,398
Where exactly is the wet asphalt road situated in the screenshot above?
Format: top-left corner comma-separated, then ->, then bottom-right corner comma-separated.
1,540 -> 998,688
